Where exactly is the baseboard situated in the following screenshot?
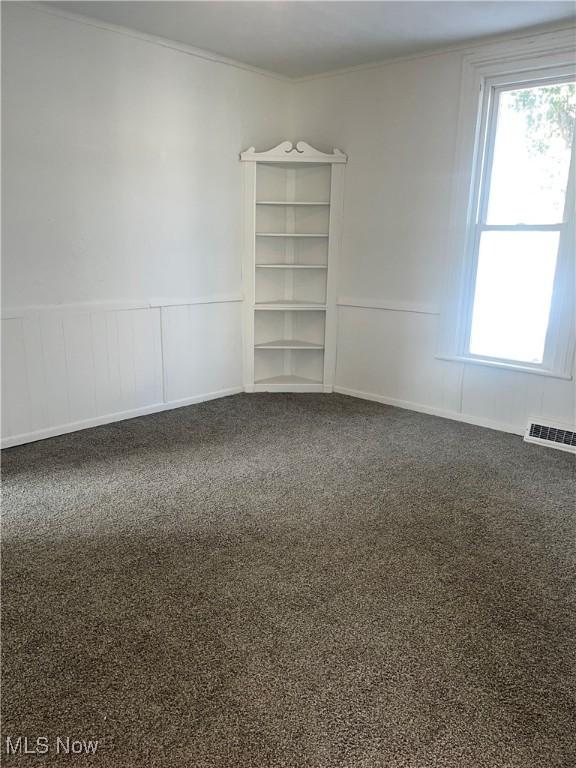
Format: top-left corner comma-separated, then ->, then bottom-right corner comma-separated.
2,384 -> 525,448
334,385 -> 524,436
163,388 -> 243,409
1,386 -> 243,448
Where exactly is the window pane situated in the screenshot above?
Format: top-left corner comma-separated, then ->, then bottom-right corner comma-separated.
469,231 -> 560,363
486,82 -> 575,224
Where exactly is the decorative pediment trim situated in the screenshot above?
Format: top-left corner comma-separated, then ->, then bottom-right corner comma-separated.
240,140 -> 347,163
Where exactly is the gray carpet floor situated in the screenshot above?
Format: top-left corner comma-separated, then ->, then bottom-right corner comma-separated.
2,393 -> 575,767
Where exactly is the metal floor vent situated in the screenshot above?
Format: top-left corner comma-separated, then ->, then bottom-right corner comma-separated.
524,421 -> 576,454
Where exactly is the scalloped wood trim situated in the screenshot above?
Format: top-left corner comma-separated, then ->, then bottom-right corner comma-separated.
240,140 -> 347,163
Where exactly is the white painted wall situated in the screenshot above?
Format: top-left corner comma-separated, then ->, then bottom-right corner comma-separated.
1,3 -> 291,445
293,51 -> 575,434
2,4 -> 291,307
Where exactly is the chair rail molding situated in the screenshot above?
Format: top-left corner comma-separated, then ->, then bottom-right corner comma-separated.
2,294 -> 243,319
337,298 -> 440,315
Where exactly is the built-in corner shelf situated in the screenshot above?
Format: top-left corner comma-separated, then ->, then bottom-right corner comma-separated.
241,141 -> 347,393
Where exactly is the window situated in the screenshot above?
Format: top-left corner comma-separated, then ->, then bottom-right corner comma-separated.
466,75 -> 575,369
440,39 -> 576,380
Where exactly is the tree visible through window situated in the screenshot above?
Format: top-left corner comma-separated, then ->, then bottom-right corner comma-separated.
467,78 -> 575,366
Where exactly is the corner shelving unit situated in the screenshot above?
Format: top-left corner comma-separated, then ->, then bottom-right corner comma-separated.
240,141 -> 347,392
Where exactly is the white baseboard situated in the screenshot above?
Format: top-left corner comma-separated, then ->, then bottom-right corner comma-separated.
1,386 -> 243,448
2,383 -> 526,448
334,385 -> 524,436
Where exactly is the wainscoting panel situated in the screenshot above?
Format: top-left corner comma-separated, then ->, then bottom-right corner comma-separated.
4,298 -> 572,446
459,363 -> 544,434
162,301 -> 243,404
40,315 -> 71,430
538,373 -> 576,427
335,304 -> 575,435
2,318 -> 31,438
2,299 -> 242,447
335,306 -> 462,415
2,307 -> 163,444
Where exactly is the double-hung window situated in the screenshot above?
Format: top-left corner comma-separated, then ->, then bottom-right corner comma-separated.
443,48 -> 576,379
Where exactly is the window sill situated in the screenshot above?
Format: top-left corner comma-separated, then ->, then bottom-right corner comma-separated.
436,354 -> 573,380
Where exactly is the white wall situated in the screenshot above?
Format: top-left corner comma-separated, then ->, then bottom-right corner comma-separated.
1,3 -> 292,445
293,51 -> 575,434
2,4 -> 291,307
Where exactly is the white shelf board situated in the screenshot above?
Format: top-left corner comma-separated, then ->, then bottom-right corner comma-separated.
255,233 -> 329,238
256,201 -> 330,206
254,301 -> 327,311
255,339 -> 324,350
256,264 -> 327,269
254,375 -> 324,392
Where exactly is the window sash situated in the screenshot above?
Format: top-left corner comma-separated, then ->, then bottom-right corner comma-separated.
457,67 -> 575,372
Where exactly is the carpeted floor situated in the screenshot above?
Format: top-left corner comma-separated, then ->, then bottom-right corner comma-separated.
2,393 -> 575,767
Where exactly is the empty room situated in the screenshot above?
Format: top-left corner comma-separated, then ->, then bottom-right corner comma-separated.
2,1 -> 575,766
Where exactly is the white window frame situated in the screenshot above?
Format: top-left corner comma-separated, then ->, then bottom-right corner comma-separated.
438,28 -> 576,380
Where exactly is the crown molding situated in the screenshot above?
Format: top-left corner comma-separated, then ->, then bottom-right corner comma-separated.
16,5 -> 576,85
293,21 -> 576,83
24,2 -> 291,82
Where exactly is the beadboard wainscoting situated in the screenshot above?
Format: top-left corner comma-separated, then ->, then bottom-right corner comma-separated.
334,303 -> 575,436
1,297 -> 243,447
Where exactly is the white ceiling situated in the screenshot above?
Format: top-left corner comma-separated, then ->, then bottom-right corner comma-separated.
44,1 -> 576,78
